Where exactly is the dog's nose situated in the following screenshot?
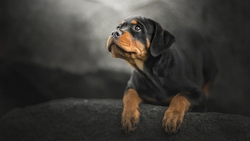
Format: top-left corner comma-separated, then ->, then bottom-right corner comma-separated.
111,30 -> 122,38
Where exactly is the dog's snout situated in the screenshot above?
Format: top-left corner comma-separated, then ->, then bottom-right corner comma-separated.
111,30 -> 122,38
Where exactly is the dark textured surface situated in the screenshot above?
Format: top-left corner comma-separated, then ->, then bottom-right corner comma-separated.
0,99 -> 250,141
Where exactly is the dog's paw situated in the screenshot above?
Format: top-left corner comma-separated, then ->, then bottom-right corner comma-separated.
121,109 -> 140,133
162,109 -> 185,134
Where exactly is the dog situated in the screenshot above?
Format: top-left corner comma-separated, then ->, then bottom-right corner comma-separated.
106,15 -> 217,133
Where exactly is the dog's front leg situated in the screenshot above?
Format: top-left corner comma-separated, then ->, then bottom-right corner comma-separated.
121,88 -> 142,133
162,93 -> 191,133
162,89 -> 206,133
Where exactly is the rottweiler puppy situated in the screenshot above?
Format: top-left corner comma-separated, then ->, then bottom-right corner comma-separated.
106,15 -> 217,133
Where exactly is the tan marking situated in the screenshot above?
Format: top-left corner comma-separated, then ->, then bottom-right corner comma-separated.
116,31 -> 132,49
108,31 -> 148,71
110,31 -> 148,58
131,20 -> 137,25
168,94 -> 191,112
132,40 -> 148,60
110,45 -> 131,59
128,40 -> 148,70
122,89 -> 142,132
134,59 -> 144,70
120,21 -> 125,25
162,93 -> 191,133
125,58 -> 145,71
125,60 -> 137,69
146,38 -> 151,48
202,82 -> 210,98
123,89 -> 142,112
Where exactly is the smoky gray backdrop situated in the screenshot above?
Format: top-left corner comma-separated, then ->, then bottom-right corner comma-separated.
0,0 -> 250,117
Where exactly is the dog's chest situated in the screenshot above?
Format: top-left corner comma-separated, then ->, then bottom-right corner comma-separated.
142,72 -> 168,93
143,69 -> 181,96
134,59 -> 144,70
126,59 -> 145,71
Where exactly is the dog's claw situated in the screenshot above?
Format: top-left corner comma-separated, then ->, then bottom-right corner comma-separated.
162,109 -> 184,134
121,109 -> 140,133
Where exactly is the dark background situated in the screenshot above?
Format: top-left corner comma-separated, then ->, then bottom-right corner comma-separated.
0,0 -> 250,117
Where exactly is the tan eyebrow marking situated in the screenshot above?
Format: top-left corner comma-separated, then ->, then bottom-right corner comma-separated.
131,20 -> 137,24
120,21 -> 125,25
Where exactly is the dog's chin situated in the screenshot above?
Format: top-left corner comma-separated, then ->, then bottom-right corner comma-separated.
110,44 -> 135,59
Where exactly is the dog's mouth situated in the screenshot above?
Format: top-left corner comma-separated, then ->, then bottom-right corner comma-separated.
107,38 -> 137,59
106,34 -> 149,60
107,41 -> 137,59
107,42 -> 115,52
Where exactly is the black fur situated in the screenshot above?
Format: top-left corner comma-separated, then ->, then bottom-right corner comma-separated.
123,16 -> 217,111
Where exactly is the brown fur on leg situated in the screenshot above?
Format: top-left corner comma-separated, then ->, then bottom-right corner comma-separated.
202,82 -> 211,98
162,93 -> 191,133
122,89 -> 142,133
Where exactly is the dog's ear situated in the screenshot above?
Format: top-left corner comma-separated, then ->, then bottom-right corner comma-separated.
149,21 -> 175,57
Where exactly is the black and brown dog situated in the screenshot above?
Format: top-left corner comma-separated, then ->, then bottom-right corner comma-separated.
106,15 -> 217,133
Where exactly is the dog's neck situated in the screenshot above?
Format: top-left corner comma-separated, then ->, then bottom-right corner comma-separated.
126,58 -> 145,71
125,50 -> 173,74
132,52 -> 173,95
144,51 -> 172,75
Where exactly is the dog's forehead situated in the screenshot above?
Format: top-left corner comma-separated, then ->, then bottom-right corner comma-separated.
119,16 -> 155,35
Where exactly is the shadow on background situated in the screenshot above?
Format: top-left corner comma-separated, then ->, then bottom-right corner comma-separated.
0,0 -> 250,117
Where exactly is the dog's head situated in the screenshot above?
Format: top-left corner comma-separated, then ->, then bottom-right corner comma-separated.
106,16 -> 175,61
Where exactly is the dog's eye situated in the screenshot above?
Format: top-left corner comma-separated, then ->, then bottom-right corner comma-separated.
134,25 -> 141,32
116,26 -> 121,29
